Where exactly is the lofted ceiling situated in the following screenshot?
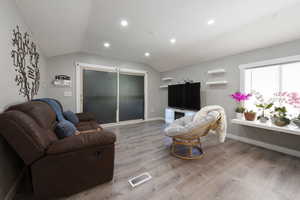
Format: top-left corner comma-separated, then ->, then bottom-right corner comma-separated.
15,0 -> 300,72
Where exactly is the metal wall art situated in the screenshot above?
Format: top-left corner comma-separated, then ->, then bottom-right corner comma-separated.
11,26 -> 40,101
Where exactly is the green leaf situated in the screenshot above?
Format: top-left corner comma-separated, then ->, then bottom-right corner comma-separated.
266,103 -> 273,109
256,104 -> 264,108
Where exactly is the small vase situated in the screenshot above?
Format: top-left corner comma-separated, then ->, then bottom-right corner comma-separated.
273,117 -> 290,127
236,113 -> 244,119
244,112 -> 256,121
293,119 -> 300,128
259,116 -> 268,123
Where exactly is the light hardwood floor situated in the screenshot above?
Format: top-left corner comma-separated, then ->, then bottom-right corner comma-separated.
16,120 -> 300,200
59,120 -> 300,200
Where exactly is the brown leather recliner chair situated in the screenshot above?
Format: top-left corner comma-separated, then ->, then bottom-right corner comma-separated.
0,101 -> 116,198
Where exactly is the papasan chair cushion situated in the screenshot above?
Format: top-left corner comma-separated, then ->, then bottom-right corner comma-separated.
165,111 -> 219,137
165,105 -> 227,143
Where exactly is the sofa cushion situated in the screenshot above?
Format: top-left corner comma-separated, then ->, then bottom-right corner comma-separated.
63,111 -> 79,125
47,130 -> 116,155
7,101 -> 57,130
76,121 -> 102,132
55,121 -> 77,139
76,112 -> 95,122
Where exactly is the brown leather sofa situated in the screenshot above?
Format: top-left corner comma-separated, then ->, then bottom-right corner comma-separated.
0,101 -> 116,198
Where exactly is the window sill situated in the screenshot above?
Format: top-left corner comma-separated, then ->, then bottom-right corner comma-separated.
231,119 -> 300,136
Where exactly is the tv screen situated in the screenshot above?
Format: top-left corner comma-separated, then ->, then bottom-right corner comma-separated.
168,82 -> 201,110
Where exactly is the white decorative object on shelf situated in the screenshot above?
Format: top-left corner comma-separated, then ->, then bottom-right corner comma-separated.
160,85 -> 168,88
236,113 -> 244,119
207,69 -> 226,74
206,81 -> 228,85
231,119 -> 300,136
53,80 -> 72,87
162,77 -> 174,81
165,108 -> 197,123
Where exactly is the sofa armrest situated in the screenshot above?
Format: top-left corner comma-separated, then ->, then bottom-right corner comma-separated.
76,112 -> 95,121
32,140 -> 115,197
47,130 -> 116,155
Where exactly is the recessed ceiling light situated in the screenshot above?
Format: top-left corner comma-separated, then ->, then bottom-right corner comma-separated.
120,19 -> 128,27
103,42 -> 110,48
207,19 -> 215,25
144,52 -> 150,57
170,38 -> 176,44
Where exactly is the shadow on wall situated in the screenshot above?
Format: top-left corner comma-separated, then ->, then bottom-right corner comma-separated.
0,136 -> 24,199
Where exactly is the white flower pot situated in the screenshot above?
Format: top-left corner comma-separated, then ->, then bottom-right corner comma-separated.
236,113 -> 244,119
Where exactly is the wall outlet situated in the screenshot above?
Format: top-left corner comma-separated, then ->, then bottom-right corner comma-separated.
64,91 -> 72,97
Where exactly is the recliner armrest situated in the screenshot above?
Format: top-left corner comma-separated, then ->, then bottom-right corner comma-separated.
76,112 -> 95,121
47,131 -> 116,155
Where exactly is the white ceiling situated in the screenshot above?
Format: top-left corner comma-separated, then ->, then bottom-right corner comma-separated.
15,0 -> 300,72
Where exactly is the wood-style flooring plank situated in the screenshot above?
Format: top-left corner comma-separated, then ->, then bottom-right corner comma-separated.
51,121 -> 300,200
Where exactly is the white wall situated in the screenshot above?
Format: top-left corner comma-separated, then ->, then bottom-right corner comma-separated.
0,0 -> 48,199
46,52 -> 163,119
0,1 -> 47,112
161,39 -> 300,151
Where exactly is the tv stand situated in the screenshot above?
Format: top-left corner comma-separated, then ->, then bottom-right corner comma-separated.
165,108 -> 198,123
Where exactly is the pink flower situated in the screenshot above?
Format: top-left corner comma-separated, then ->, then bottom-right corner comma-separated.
275,92 -> 288,97
287,92 -> 300,108
231,92 -> 252,102
273,91 -> 300,108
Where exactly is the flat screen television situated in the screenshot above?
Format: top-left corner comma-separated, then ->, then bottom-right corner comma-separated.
168,82 -> 201,110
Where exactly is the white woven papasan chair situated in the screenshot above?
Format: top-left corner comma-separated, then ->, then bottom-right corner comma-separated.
164,105 -> 227,160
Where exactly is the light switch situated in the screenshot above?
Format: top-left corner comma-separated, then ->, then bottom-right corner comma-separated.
64,91 -> 72,97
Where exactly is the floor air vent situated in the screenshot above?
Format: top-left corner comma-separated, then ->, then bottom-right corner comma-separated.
128,172 -> 152,188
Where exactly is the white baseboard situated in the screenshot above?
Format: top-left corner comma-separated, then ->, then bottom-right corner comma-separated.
227,133 -> 300,158
102,117 -> 164,128
5,168 -> 26,200
146,117 -> 164,122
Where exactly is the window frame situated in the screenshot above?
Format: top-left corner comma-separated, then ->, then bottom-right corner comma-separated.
239,55 -> 300,93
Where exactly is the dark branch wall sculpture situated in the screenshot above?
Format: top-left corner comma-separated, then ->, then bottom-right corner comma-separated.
11,26 -> 40,101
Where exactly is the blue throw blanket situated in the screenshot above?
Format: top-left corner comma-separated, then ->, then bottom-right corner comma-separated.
34,98 -> 78,139
34,98 -> 65,122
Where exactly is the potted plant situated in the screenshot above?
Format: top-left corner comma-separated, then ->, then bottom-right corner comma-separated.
251,90 -> 274,123
256,103 -> 273,123
292,114 -> 300,128
235,107 -> 245,119
230,92 -> 251,119
244,110 -> 256,121
272,106 -> 290,127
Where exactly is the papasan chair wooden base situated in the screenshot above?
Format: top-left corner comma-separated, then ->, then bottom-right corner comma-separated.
171,136 -> 204,160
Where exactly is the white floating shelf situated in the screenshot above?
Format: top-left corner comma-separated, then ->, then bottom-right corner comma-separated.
206,81 -> 228,85
160,85 -> 168,88
232,119 -> 300,136
207,69 -> 226,74
161,77 -> 174,81
53,80 -> 72,87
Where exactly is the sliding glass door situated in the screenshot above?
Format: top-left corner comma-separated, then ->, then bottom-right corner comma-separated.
119,73 -> 145,121
80,66 -> 145,124
83,69 -> 117,124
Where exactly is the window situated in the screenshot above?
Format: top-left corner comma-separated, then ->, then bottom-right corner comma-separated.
241,56 -> 300,117
282,62 -> 300,92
